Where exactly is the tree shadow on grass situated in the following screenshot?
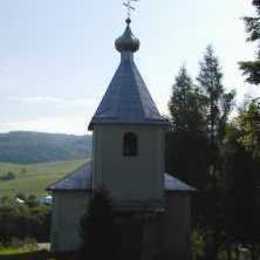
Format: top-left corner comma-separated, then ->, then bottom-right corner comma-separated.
0,250 -> 49,260
0,250 -> 79,260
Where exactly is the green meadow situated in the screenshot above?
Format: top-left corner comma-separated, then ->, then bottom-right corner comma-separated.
0,159 -> 88,196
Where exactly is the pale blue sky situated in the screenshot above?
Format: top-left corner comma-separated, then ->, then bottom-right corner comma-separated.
0,0 -> 258,134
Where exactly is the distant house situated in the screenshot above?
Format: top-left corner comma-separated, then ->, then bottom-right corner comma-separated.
39,195 -> 53,205
15,198 -> 25,204
48,18 -> 194,260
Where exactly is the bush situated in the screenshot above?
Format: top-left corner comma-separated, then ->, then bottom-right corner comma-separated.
0,172 -> 15,181
20,168 -> 27,174
0,197 -> 50,244
192,229 -> 205,260
26,194 -> 39,208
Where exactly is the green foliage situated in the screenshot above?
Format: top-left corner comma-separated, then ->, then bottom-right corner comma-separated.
167,47 -> 237,260
223,100 -> 260,242
166,66 -> 210,190
0,172 -> 16,181
26,194 -> 39,208
168,66 -> 207,133
196,46 -> 235,260
192,229 -> 205,260
232,100 -> 260,156
0,238 -> 38,255
0,159 -> 87,196
0,198 -> 50,243
9,238 -> 37,250
167,47 -> 235,192
240,61 -> 260,85
80,187 -> 120,260
197,46 -> 235,145
243,0 -> 260,42
0,131 -> 92,164
239,0 -> 260,85
225,147 -> 258,244
166,132 -> 210,190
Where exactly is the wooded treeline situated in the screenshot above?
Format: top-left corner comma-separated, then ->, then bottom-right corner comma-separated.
0,132 -> 92,164
166,2 -> 260,259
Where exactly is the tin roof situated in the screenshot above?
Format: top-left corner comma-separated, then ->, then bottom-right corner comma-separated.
164,173 -> 195,192
47,162 -> 194,192
88,22 -> 170,130
47,162 -> 92,191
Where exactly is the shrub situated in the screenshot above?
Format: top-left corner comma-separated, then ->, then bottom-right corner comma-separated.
26,194 -> 39,208
192,228 -> 205,260
0,198 -> 50,244
0,172 -> 16,181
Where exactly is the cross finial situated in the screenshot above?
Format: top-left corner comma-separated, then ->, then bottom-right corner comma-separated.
123,0 -> 139,20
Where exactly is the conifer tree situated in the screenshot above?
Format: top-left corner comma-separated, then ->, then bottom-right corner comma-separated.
79,187 -> 120,260
166,66 -> 210,190
240,0 -> 260,85
224,102 -> 260,260
197,46 -> 235,260
197,46 -> 235,145
168,66 -> 207,133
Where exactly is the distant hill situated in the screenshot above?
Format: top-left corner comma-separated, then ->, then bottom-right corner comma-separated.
0,131 -> 92,164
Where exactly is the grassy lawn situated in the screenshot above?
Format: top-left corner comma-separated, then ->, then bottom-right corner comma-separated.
0,159 -> 88,196
0,250 -> 50,260
0,248 -> 26,255
0,248 -> 77,260
0,245 -> 37,255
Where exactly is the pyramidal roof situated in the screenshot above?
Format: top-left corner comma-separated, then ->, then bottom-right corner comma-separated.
88,19 -> 170,130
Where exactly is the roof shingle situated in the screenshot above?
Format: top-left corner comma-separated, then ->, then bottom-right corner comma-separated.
88,21 -> 170,130
47,162 -> 194,192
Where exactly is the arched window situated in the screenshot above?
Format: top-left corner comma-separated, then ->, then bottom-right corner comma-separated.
123,132 -> 138,156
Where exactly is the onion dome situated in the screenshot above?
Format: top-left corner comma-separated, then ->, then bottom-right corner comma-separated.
88,18 -> 171,130
115,18 -> 140,53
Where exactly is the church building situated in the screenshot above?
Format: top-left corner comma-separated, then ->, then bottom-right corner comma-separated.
48,18 -> 194,260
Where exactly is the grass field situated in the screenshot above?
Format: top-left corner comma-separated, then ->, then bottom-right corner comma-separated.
0,245 -> 37,255
0,159 -> 88,196
0,249 -> 77,260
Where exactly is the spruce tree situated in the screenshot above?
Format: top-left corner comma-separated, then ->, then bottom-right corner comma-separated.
197,46 -> 235,260
197,46 -> 235,146
166,66 -> 210,190
168,66 -> 207,133
224,103 -> 260,259
239,0 -> 260,85
79,188 -> 120,260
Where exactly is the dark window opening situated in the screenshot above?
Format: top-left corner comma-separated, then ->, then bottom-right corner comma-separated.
123,132 -> 138,156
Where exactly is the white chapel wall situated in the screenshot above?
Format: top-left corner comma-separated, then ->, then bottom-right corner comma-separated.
50,192 -> 89,252
93,124 -> 165,203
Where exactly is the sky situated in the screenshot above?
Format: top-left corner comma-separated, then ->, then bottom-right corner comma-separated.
0,0 -> 258,135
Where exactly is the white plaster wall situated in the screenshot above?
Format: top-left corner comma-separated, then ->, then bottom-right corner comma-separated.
50,191 -> 192,258
93,125 -> 165,202
50,192 -> 89,252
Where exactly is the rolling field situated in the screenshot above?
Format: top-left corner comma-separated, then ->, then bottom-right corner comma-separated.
0,159 -> 88,196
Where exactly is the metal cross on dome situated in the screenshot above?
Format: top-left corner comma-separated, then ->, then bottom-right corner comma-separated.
123,0 -> 139,19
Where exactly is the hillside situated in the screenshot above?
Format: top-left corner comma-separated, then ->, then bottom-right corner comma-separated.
0,159 -> 87,196
0,131 -> 92,164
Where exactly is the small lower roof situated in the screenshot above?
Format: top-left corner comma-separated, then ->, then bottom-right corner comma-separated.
47,162 -> 195,192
